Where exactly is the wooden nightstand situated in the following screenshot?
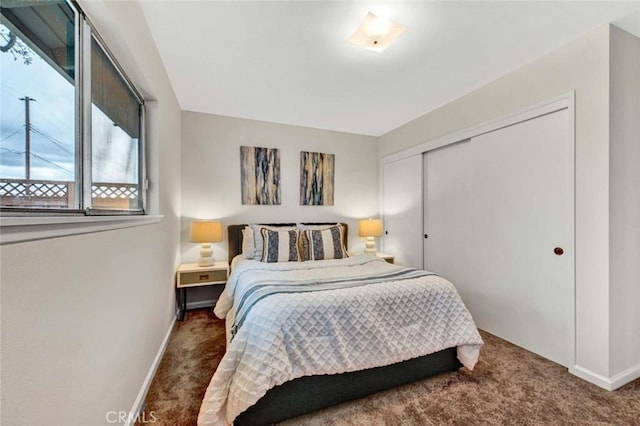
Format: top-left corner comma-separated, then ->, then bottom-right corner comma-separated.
376,253 -> 395,264
176,261 -> 229,321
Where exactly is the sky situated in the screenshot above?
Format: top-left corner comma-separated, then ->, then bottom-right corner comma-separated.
0,23 -> 138,184
0,24 -> 76,181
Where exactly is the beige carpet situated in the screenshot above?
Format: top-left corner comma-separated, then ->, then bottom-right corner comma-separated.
140,309 -> 640,425
137,310 -> 226,426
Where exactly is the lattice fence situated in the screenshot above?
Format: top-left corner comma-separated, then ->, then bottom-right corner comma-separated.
1,179 -> 139,209
0,179 -> 72,208
92,183 -> 138,199
0,180 -> 69,198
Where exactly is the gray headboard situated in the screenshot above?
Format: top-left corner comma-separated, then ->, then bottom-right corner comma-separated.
228,223 -> 349,262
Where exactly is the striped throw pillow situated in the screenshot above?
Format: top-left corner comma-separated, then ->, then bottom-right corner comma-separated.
305,225 -> 348,261
250,224 -> 296,260
260,228 -> 300,263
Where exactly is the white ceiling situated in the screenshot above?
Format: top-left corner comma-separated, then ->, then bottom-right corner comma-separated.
140,1 -> 640,137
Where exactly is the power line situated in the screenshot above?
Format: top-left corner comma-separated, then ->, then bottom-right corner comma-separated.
0,147 -> 24,156
2,109 -> 24,131
0,147 -> 73,176
37,110 -> 74,139
0,125 -> 25,143
30,125 -> 74,155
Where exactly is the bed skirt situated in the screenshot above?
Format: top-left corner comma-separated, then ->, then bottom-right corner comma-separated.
234,347 -> 461,425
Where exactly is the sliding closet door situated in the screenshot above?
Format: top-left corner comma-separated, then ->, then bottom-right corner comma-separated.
469,108 -> 574,367
382,155 -> 423,268
423,140 -> 472,290
422,108 -> 573,367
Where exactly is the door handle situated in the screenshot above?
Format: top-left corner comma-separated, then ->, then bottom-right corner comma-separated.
424,234 -> 428,239
554,247 -> 564,256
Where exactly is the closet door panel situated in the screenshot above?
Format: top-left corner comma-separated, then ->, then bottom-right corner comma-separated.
423,141 -> 472,293
469,109 -> 574,367
382,155 -> 423,268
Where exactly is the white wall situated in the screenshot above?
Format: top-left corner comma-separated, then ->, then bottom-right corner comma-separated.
0,1 -> 182,425
609,26 -> 640,377
380,24 -> 639,388
181,112 -> 379,266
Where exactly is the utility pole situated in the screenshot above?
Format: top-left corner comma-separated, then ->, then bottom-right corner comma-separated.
19,96 -> 35,187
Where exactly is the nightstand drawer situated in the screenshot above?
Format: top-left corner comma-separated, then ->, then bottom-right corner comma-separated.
180,269 -> 226,285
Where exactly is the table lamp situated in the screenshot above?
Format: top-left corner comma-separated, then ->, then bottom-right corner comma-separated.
358,218 -> 383,255
190,220 -> 223,266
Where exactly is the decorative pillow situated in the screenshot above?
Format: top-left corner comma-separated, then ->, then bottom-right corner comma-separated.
299,231 -> 311,261
305,225 -> 348,261
297,223 -> 342,261
249,224 -> 296,260
260,228 -> 300,263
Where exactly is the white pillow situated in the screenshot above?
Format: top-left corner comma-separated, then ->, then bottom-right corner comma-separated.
241,227 -> 254,258
296,223 -> 339,230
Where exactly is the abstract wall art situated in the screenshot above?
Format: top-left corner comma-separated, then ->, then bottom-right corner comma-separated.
300,151 -> 334,206
240,146 -> 281,205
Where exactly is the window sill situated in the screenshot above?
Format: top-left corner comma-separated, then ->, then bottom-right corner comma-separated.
0,215 -> 163,245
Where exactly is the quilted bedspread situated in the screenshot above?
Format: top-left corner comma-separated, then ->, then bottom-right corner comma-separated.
198,256 -> 483,426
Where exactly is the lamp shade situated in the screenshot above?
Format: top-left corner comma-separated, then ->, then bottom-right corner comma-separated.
190,220 -> 223,243
358,218 -> 383,237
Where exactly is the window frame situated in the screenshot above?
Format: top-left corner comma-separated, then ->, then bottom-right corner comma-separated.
0,0 -> 147,217
0,0 -> 155,245
83,22 -> 147,216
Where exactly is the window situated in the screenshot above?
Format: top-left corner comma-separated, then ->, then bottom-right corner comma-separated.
0,0 -> 145,214
90,36 -> 144,212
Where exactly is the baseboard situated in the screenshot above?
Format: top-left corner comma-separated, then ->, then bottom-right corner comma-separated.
609,363 -> 640,390
186,299 -> 216,310
570,363 -> 640,391
126,314 -> 177,426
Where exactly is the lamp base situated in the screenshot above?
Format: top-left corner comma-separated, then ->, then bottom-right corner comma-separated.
364,237 -> 377,256
198,243 -> 215,267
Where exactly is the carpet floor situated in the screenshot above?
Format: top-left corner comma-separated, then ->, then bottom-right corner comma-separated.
139,309 -> 639,425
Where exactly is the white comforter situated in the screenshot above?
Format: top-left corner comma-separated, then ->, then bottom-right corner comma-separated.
198,256 -> 483,425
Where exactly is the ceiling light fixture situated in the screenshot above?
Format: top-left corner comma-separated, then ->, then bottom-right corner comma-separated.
347,12 -> 407,53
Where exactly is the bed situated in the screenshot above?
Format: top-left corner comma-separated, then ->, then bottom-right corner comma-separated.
198,223 -> 483,426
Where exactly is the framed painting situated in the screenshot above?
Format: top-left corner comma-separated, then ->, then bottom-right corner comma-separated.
240,146 -> 281,205
300,151 -> 334,206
